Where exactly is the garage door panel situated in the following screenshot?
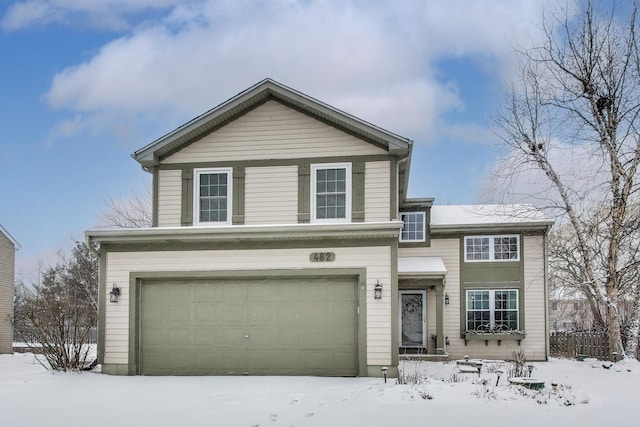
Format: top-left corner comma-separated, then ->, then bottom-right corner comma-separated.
140,277 -> 358,376
218,327 -> 247,348
194,283 -> 221,300
248,302 -> 276,324
221,283 -> 247,299
193,302 -> 218,322
221,303 -> 246,323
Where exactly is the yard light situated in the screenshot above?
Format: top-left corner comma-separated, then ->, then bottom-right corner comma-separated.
495,369 -> 503,386
527,364 -> 534,377
374,280 -> 383,300
444,293 -> 450,305
611,352 -> 618,362
110,284 -> 121,303
381,366 -> 388,383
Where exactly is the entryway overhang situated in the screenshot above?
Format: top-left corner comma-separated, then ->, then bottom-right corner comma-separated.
398,256 -> 447,279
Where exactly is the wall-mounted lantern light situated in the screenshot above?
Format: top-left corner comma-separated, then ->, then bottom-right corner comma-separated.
445,293 -> 450,305
374,280 -> 383,300
109,284 -> 121,303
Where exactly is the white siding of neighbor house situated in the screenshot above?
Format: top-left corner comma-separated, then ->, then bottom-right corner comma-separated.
162,100 -> 388,164
104,246 -> 392,367
157,169 -> 182,227
399,235 -> 547,361
0,233 -> 16,354
244,166 -> 298,225
365,161 -> 390,222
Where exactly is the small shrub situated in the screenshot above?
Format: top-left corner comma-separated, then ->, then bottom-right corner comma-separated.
418,389 -> 434,400
449,372 -> 466,383
397,361 -> 424,385
472,383 -> 496,400
507,349 -> 527,378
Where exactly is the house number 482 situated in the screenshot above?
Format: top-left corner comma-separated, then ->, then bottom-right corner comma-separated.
310,252 -> 335,262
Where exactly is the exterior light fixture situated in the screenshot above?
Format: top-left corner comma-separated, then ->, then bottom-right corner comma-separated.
495,369 -> 504,386
381,366 -> 388,383
374,280 -> 383,300
444,293 -> 450,305
110,284 -> 121,303
527,364 -> 534,377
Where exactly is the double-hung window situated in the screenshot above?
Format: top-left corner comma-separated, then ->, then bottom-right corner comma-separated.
466,289 -> 519,332
194,167 -> 232,226
400,212 -> 425,242
464,235 -> 520,261
311,163 -> 351,223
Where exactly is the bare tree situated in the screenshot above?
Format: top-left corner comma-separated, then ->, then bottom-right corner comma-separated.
98,181 -> 152,228
494,0 -> 640,358
13,241 -> 98,371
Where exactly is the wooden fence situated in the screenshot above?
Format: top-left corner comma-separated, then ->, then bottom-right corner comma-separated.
550,331 -> 640,360
550,331 -> 611,360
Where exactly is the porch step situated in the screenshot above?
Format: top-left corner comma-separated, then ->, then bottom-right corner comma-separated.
399,354 -> 449,362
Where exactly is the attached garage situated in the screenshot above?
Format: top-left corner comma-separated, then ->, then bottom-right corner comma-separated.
136,276 -> 359,376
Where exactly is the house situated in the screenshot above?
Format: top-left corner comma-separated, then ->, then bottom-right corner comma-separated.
0,224 -> 20,354
550,296 -> 595,332
86,79 -> 553,376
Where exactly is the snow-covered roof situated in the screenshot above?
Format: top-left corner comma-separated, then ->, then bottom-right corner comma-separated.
398,257 -> 447,278
430,204 -> 553,231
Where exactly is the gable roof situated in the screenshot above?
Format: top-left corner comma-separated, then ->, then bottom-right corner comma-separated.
132,79 -> 413,184
0,224 -> 20,250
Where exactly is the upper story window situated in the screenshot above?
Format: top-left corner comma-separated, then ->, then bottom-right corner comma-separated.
467,289 -> 519,332
400,212 -> 425,242
464,235 -> 520,262
194,167 -> 233,226
311,163 -> 351,223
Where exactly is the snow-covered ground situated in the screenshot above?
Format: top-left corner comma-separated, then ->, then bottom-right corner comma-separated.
1,353 -> 639,427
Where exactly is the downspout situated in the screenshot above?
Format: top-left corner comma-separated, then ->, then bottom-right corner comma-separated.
395,149 -> 411,219
544,223 -> 551,361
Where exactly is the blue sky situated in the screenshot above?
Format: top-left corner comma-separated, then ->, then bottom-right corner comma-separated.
0,0 -> 564,281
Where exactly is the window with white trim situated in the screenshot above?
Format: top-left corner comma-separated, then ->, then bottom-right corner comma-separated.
311,163 -> 351,223
466,289 -> 519,332
464,235 -> 520,262
194,167 -> 232,226
400,212 -> 425,242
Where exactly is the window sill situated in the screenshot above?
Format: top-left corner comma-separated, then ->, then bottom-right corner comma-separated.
464,331 -> 525,346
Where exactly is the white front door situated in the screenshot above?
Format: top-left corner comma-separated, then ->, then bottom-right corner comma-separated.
399,290 -> 427,347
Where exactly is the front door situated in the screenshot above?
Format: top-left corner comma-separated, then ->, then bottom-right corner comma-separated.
399,290 -> 427,348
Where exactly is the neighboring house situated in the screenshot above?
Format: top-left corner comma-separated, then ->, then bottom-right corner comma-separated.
0,224 -> 20,354
86,79 -> 553,377
550,297 -> 595,331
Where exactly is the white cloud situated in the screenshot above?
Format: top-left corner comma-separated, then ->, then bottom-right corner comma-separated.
22,0 -> 561,144
1,0 -> 183,31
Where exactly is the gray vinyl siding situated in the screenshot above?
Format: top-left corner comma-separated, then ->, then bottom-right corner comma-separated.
364,161 -> 391,222
0,232 -> 16,353
157,169 -> 182,227
244,166 -> 298,224
162,100 -> 389,164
